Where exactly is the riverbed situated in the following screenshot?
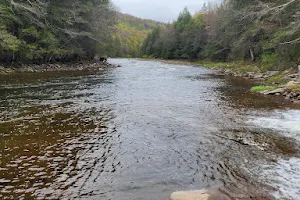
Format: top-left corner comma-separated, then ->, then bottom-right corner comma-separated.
0,59 -> 299,199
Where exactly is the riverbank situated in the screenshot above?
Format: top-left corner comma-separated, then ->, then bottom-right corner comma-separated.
206,63 -> 300,104
0,61 -> 120,75
140,58 -> 300,104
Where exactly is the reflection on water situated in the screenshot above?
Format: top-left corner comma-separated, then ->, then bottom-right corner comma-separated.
0,59 -> 299,199
0,70 -> 118,199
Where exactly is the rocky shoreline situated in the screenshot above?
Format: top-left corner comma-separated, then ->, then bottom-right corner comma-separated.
0,61 -> 121,75
214,67 -> 300,104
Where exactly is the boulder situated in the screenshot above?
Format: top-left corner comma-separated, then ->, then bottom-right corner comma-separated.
170,189 -> 232,200
253,73 -> 264,79
224,69 -> 231,74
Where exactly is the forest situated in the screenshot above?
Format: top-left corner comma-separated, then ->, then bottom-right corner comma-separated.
141,0 -> 300,70
0,0 -> 116,64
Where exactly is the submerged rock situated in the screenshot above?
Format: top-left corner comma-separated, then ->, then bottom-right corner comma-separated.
170,189 -> 232,200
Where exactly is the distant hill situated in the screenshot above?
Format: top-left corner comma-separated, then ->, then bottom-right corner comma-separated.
108,13 -> 164,58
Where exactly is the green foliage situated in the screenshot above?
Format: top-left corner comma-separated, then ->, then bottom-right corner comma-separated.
0,0 -> 116,64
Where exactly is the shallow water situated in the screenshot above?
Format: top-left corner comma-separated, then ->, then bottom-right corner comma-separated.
249,110 -> 300,199
0,59 -> 299,199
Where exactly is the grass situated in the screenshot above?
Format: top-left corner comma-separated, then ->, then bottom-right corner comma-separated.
250,85 -> 269,92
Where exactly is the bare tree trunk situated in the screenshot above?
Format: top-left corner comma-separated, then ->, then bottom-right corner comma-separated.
249,47 -> 255,62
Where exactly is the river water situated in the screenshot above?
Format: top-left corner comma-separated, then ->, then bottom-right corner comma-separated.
0,59 -> 299,200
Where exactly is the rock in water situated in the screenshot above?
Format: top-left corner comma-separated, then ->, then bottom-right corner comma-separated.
170,189 -> 232,200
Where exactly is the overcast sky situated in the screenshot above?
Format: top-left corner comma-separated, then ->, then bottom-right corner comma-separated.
112,0 -> 221,22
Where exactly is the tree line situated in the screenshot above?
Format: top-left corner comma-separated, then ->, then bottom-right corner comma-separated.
106,13 -> 163,58
140,0 -> 300,70
0,0 -> 116,64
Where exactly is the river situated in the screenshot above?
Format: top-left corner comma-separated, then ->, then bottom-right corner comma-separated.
0,59 -> 299,199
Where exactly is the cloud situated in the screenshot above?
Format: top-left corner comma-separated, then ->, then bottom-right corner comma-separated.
112,0 -> 221,22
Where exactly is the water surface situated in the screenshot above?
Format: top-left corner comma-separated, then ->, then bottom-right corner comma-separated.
0,59 -> 299,199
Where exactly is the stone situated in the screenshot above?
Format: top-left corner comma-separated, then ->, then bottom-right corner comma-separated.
263,87 -> 286,95
253,74 -> 264,79
5,68 -> 13,73
170,189 -> 232,200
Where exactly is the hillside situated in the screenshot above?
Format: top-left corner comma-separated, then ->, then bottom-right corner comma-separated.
108,13 -> 164,58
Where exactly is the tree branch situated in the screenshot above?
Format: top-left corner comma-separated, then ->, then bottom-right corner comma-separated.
280,37 -> 300,45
